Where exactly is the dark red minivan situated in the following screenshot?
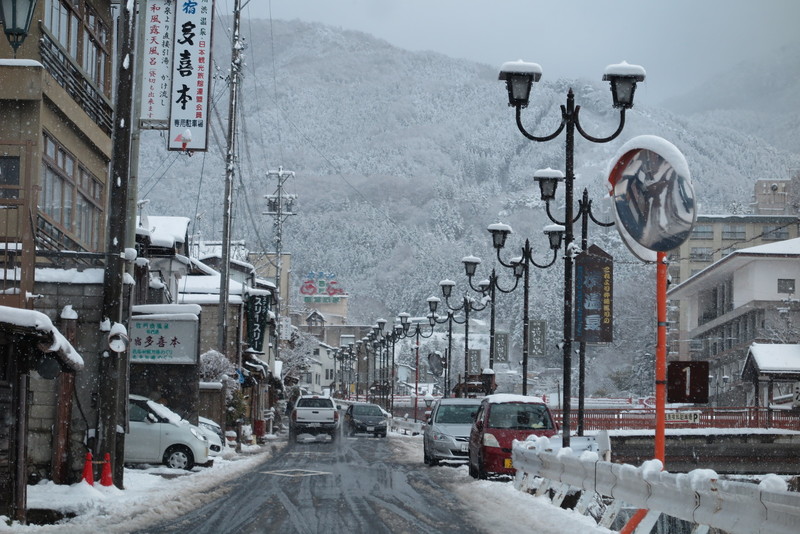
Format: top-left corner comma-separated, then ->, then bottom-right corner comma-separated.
468,394 -> 558,478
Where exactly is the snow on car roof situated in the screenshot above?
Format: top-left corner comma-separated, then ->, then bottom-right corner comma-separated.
484,393 -> 546,404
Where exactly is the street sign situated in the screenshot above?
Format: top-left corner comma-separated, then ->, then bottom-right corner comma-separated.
575,245 -> 613,343
667,361 -> 709,403
468,349 -> 481,374
665,411 -> 700,424
529,320 -> 546,356
494,332 -> 509,363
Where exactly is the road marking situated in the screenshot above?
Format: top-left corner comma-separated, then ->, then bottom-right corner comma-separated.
261,469 -> 332,477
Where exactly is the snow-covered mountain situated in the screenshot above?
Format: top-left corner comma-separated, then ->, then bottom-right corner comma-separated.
136,19 -> 800,395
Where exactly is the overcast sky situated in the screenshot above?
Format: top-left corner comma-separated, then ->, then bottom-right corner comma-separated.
229,0 -> 800,104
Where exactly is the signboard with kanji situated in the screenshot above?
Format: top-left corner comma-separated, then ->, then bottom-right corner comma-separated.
168,0 -> 213,151
529,320 -> 546,357
140,0 -> 174,126
245,293 -> 270,352
468,349 -> 482,375
575,245 -> 613,343
494,332 -> 508,363
667,361 -> 709,403
130,314 -> 198,364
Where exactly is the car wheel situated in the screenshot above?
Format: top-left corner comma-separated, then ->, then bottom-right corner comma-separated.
423,448 -> 431,465
330,430 -> 337,442
468,455 -> 478,479
164,445 -> 194,470
477,455 -> 488,480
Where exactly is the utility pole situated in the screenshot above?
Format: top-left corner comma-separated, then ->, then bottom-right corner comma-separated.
99,0 -> 137,488
263,168 -> 296,362
217,0 -> 244,356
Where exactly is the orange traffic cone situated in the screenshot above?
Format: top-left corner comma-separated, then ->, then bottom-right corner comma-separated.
100,453 -> 113,487
82,452 -> 94,485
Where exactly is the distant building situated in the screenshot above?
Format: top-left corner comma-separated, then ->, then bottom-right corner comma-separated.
667,238 -> 800,405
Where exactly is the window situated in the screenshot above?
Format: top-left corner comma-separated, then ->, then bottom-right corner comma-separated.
43,0 -> 110,92
763,225 -> 789,241
778,279 -> 796,294
690,247 -> 713,262
0,156 -> 20,199
691,224 -> 713,240
40,132 -> 104,250
722,224 -> 745,240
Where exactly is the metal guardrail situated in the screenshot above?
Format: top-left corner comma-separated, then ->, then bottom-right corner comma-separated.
512,436 -> 800,534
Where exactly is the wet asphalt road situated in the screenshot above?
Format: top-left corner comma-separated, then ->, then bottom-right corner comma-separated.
136,431 -> 486,534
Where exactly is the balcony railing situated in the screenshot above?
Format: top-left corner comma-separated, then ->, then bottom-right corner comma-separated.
38,29 -> 113,135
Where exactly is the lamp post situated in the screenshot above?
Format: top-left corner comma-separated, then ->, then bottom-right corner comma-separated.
347,342 -> 355,400
0,0 -> 37,57
328,348 -> 338,398
398,312 -> 435,421
499,59 -> 645,447
487,224 -> 563,395
438,280 -> 488,397
428,297 -> 464,398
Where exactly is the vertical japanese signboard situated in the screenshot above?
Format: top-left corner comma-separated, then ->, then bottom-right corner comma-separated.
130,314 -> 199,364
575,245 -> 613,343
467,349 -> 482,375
529,320 -> 546,356
168,0 -> 213,151
493,332 -> 508,363
245,293 -> 271,352
140,0 -> 174,126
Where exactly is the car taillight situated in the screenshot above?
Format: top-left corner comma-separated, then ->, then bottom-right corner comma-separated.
334,410 -> 339,422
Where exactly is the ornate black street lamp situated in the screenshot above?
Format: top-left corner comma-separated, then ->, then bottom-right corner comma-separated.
438,279 -> 488,397
462,257 -> 517,371
427,296 -> 464,399
0,0 -> 37,57
499,59 -> 645,446
487,224 -> 563,395
397,312 -> 435,421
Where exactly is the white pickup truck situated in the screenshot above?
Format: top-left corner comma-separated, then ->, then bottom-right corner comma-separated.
289,395 -> 339,441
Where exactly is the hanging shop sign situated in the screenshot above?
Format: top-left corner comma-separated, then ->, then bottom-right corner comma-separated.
493,332 -> 509,363
167,0 -> 214,151
246,292 -> 271,352
130,313 -> 199,364
575,245 -> 613,343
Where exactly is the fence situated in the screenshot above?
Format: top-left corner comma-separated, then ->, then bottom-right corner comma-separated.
512,436 -> 800,534
551,406 -> 800,431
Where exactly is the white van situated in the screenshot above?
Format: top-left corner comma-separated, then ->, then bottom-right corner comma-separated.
125,395 -> 210,469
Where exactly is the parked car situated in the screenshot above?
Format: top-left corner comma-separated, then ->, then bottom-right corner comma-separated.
423,397 -> 482,465
343,402 -> 387,437
125,395 -> 210,470
468,394 -> 558,479
198,416 -> 224,456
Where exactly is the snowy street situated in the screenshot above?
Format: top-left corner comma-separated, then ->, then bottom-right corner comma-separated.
1,430 -> 611,533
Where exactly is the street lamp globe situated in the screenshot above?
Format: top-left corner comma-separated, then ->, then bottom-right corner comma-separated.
462,255 -> 481,278
602,61 -> 646,109
498,60 -> 543,108
487,223 -> 513,250
0,0 -> 37,55
427,296 -> 441,314
533,168 -> 564,202
544,224 -> 565,250
439,279 -> 455,298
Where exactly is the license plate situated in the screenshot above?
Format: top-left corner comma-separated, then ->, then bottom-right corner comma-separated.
504,458 -> 513,469
460,443 -> 469,453
367,426 -> 374,431
307,423 -> 319,428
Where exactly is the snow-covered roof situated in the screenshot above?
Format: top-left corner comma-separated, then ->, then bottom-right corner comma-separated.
743,343 -> 800,377
137,216 -> 191,248
132,303 -> 202,315
484,393 -> 546,404
0,306 -> 83,370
